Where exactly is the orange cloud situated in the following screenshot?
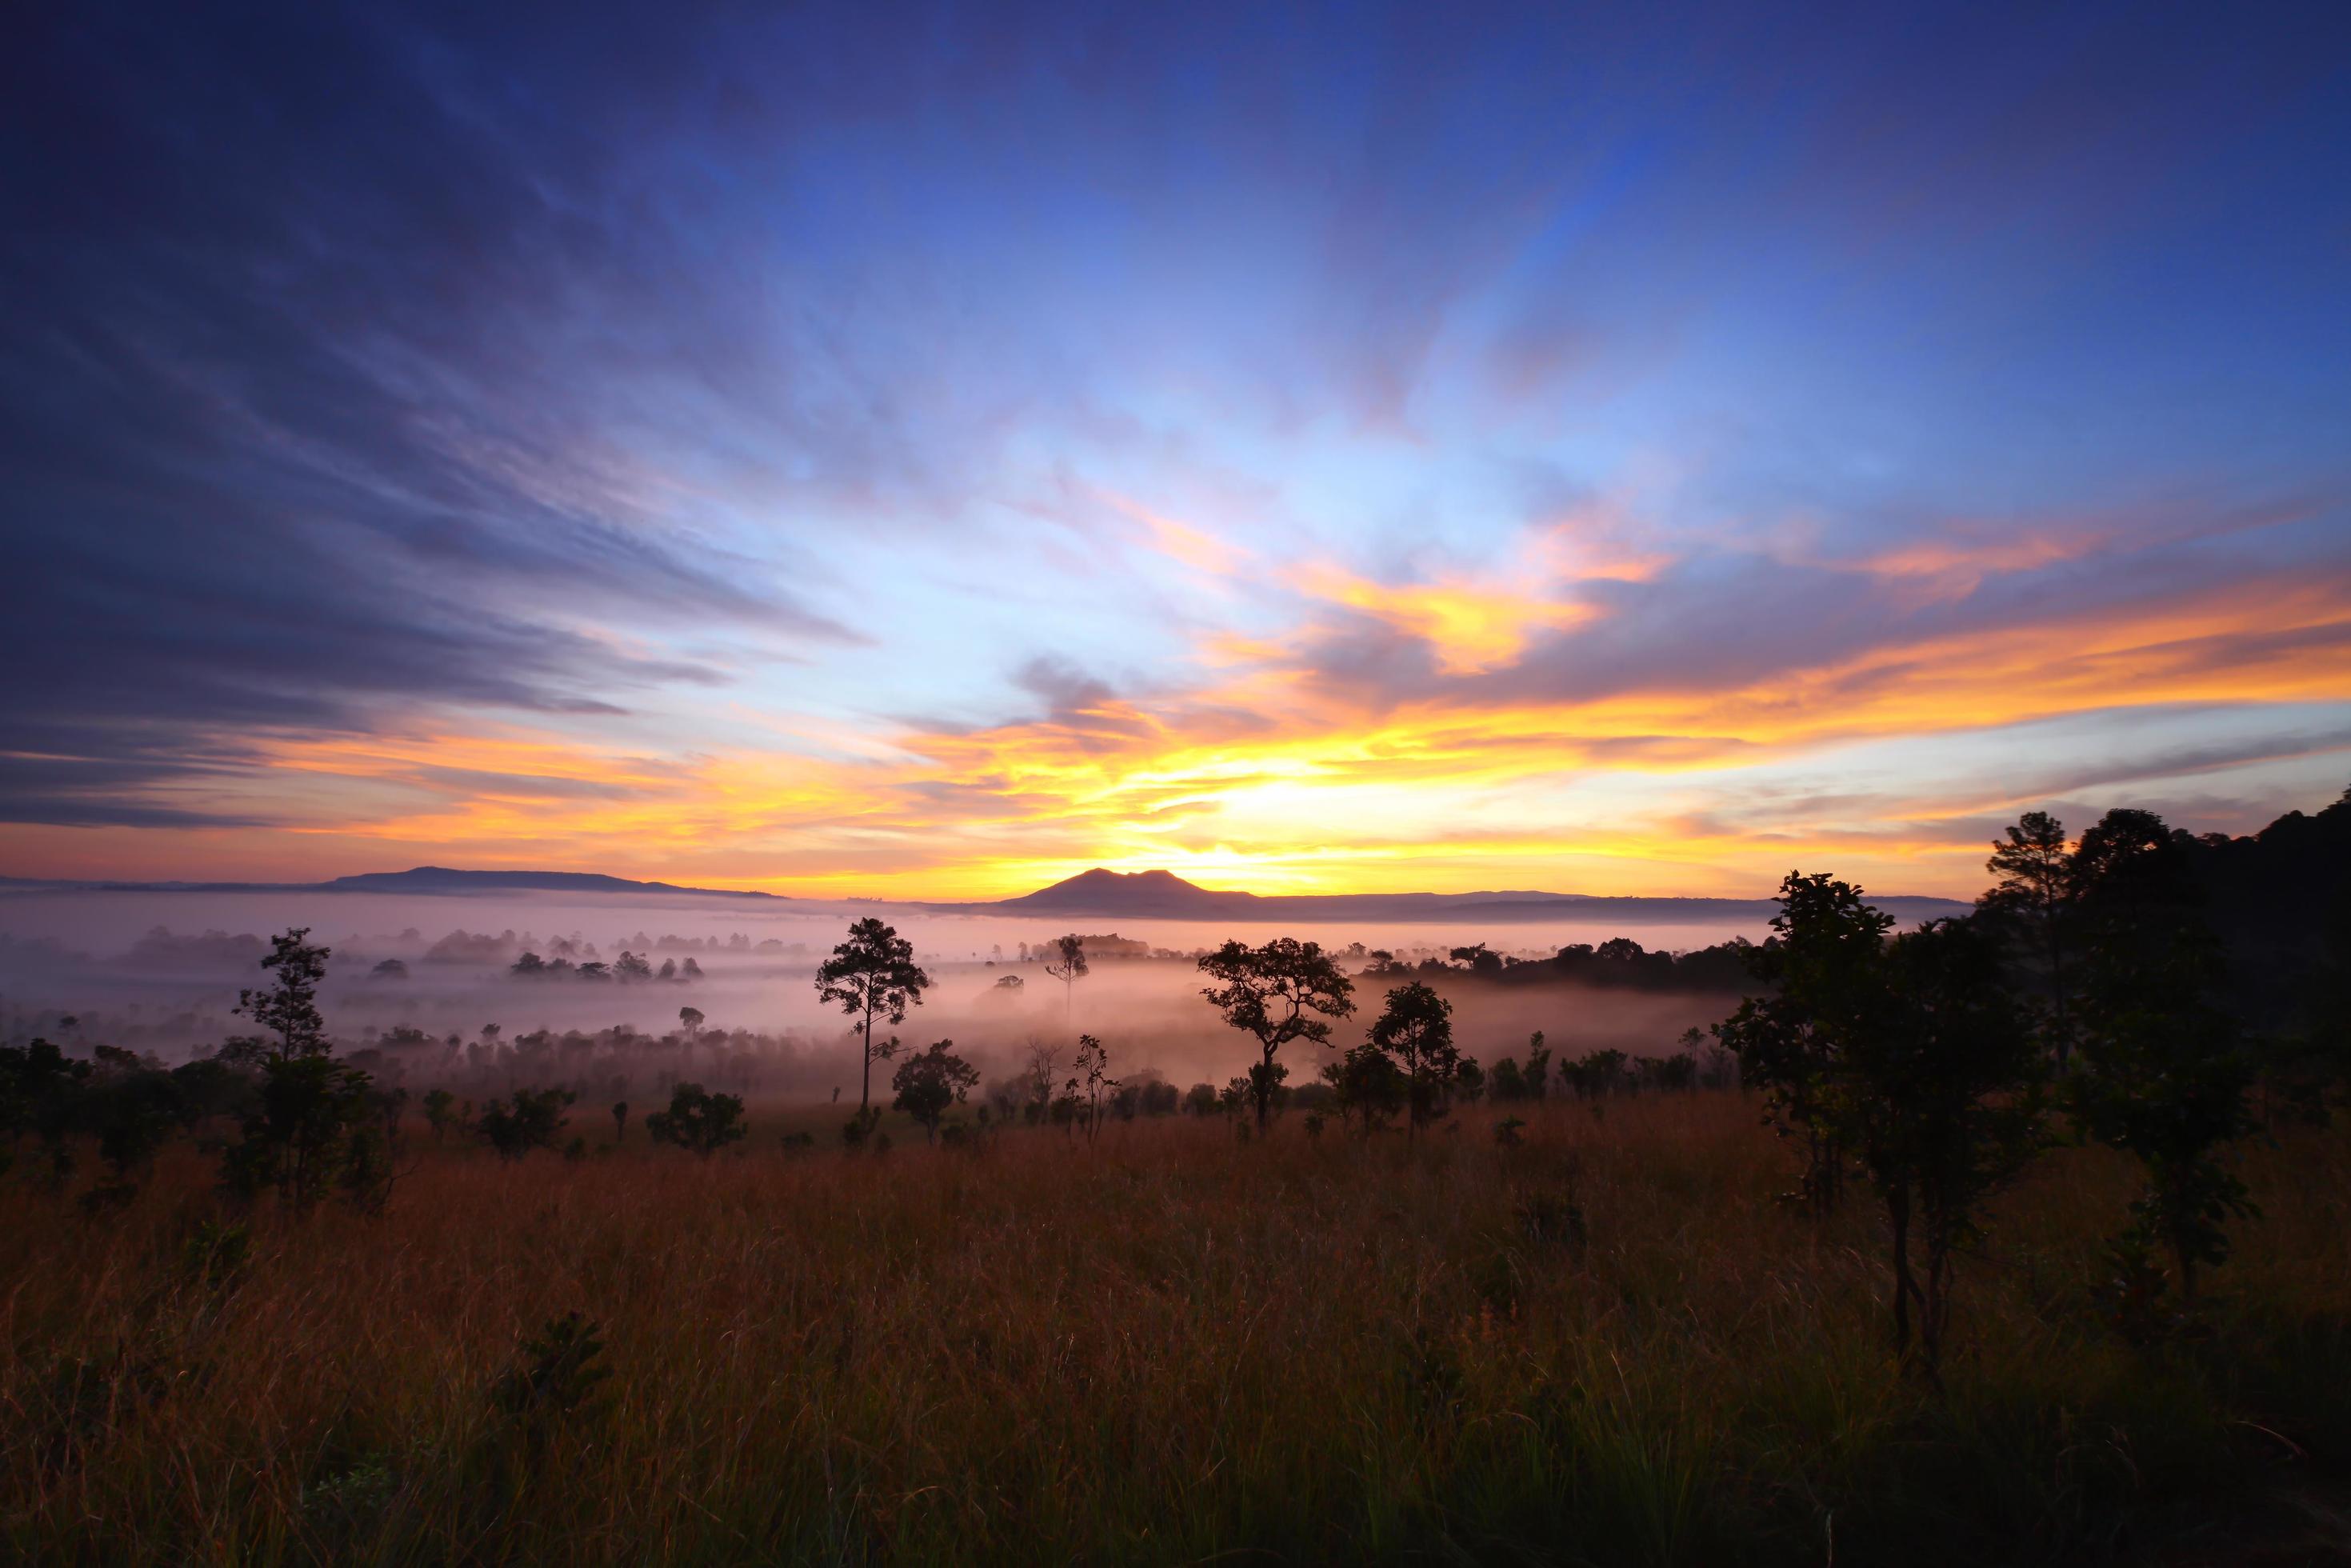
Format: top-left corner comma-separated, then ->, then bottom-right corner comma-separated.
36,555 -> 2350,902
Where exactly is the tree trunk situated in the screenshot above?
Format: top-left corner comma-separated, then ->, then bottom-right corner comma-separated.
859,999 -> 874,1110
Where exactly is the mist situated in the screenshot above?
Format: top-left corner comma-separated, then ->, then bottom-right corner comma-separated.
0,888 -> 1758,1094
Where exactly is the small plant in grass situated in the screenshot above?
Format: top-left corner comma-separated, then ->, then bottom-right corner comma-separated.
1493,1116 -> 1525,1146
842,1105 -> 882,1151
492,1311 -> 612,1446
645,1082 -> 747,1156
179,1218 -> 251,1289
1515,1189 -> 1589,1259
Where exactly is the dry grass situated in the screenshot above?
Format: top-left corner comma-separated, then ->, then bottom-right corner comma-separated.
4,1095 -> 2347,1565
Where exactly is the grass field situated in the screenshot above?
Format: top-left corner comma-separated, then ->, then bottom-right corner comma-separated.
4,1094 -> 2347,1565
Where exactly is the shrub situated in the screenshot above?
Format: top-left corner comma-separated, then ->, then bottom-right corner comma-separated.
645,1082 -> 747,1157
478,1088 -> 575,1162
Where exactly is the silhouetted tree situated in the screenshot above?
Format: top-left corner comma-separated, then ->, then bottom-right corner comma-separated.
480,1087 -> 575,1161
1322,1042 -> 1405,1134
612,1100 -> 629,1141
892,1040 -> 979,1142
1980,810 -> 2077,1067
1045,934 -> 1090,1017
646,1082 -> 746,1155
2066,808 -> 2256,1302
1489,1054 -> 1527,1102
1448,942 -> 1502,977
1858,918 -> 2044,1377
1369,981 -> 1459,1142
1197,938 -> 1356,1130
218,930 -> 378,1214
0,1038 -> 89,1184
1067,1033 -> 1117,1144
236,927 -> 333,1058
1716,873 -> 1894,1214
817,919 -> 931,1111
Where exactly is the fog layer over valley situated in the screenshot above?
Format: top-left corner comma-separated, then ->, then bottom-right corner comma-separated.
0,889 -> 1751,1096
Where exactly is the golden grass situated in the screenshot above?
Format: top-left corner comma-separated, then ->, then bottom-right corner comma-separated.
4,1096 -> 2347,1565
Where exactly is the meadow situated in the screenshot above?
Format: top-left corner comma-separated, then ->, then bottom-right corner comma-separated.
5,1093 -> 2346,1566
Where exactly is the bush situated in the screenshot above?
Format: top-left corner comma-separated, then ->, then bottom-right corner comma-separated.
478,1087 -> 575,1161
645,1082 -> 747,1156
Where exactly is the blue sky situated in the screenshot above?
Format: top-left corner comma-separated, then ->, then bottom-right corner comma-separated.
3,0 -> 2346,895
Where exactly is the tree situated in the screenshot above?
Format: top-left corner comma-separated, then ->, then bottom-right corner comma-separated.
1045,934 -> 1090,1017
645,1082 -> 746,1156
1857,918 -> 2044,1376
479,1087 -> 576,1161
1489,1055 -> 1527,1102
2066,808 -> 2257,1302
1980,810 -> 2077,1066
1454,1057 -> 1486,1103
1322,1042 -> 1405,1134
1067,1034 -> 1117,1144
1728,881 -> 2048,1371
1019,1037 -> 1065,1122
816,919 -> 931,1111
1715,873 -> 1895,1214
422,1088 -> 458,1142
237,928 -> 332,1058
1,1039 -> 90,1182
221,1055 -> 374,1210
1367,982 -> 1459,1142
217,929 -> 382,1214
612,1100 -> 629,1142
1523,1033 -> 1553,1101
1197,938 -> 1356,1130
1448,942 -> 1501,977
891,1040 -> 979,1142
678,1006 -> 706,1072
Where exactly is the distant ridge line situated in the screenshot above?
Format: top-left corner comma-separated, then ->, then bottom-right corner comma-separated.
0,862 -> 1974,922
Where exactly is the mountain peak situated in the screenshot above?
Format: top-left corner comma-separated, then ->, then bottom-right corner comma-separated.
999,867 -> 1257,914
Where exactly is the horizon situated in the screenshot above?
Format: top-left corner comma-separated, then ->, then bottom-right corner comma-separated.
6,5 -> 2349,902
0,857 -> 1989,906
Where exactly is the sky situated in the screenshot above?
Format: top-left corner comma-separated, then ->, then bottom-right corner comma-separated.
3,1 -> 2348,901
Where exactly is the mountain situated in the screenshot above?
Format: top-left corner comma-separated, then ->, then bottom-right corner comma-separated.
0,866 -> 787,900
994,868 -> 1260,918
319,867 -> 783,899
972,868 -> 1970,926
